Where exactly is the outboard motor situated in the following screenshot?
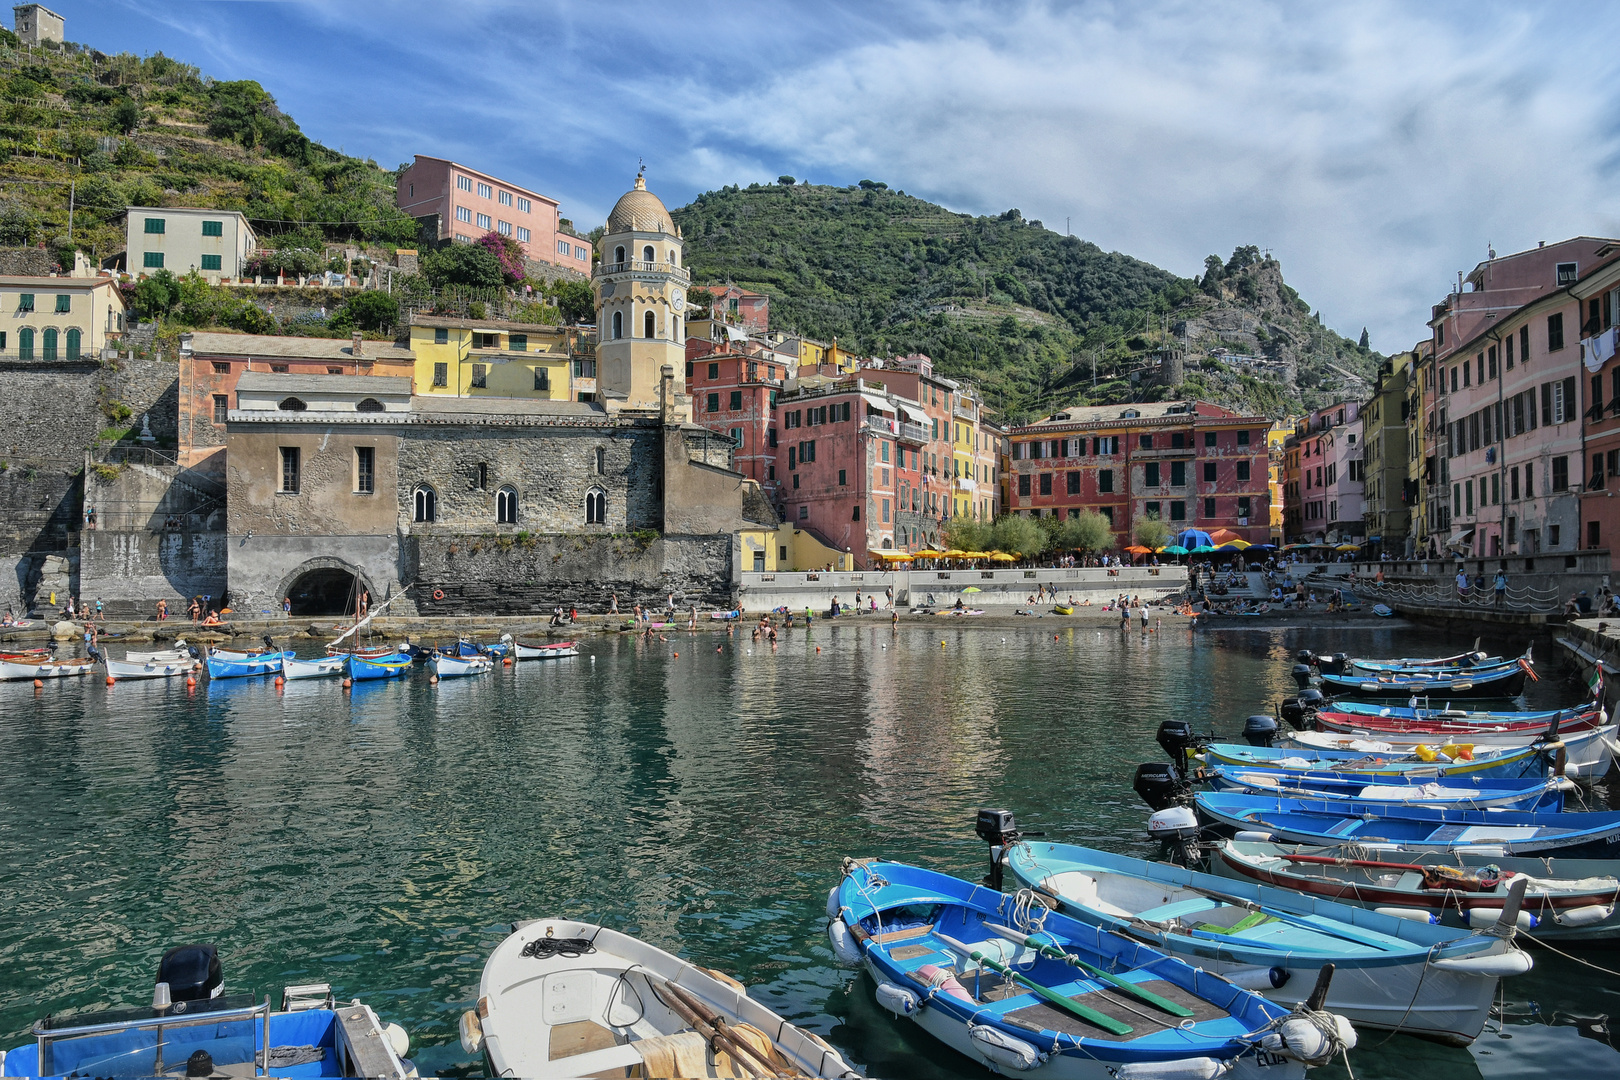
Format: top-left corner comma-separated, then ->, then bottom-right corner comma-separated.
1148,806 -> 1203,866
1242,715 -> 1279,747
1279,695 -> 1307,729
1295,649 -> 1316,666
261,634 -> 275,652
975,809 -> 1041,890
156,944 -> 222,1005
1155,720 -> 1208,777
1320,653 -> 1351,676
1132,762 -> 1188,811
1291,663 -> 1315,689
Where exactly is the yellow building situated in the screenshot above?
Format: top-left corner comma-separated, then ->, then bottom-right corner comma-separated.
407,315 -> 575,400
1267,419 -> 1292,542
1,273 -> 127,360
949,385 -> 995,519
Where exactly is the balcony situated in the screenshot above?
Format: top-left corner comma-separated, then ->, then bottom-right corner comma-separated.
954,403 -> 976,420
1131,445 -> 1196,459
864,416 -> 930,443
593,261 -> 691,282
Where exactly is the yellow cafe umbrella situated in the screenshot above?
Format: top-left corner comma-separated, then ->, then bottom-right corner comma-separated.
944,549 -> 969,558
1335,543 -> 1361,552
989,551 -> 1017,562
870,550 -> 914,561
913,549 -> 946,558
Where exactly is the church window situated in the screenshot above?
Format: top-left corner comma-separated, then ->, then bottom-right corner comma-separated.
669,249 -> 678,267
612,311 -> 623,339
585,487 -> 607,524
643,245 -> 655,263
356,398 -> 384,413
596,447 -> 606,474
413,486 -> 436,522
278,397 -> 306,411
615,245 -> 625,264
496,486 -> 518,524
644,310 -> 656,338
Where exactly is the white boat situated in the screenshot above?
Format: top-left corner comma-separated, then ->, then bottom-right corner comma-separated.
463,919 -> 861,1079
106,657 -> 198,680
0,656 -> 96,681
206,647 -> 258,661
507,637 -> 579,660
283,655 -> 349,680
1283,725 -> 1620,780
429,653 -> 492,679
123,639 -> 193,663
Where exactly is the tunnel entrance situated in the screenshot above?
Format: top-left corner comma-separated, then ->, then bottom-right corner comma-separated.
285,567 -> 360,617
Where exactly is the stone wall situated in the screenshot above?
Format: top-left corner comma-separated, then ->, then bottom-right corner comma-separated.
408,532 -> 735,616
0,247 -> 60,275
80,530 -> 228,616
227,533 -> 407,619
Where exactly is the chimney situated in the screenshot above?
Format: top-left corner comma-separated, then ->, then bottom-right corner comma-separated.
351,331 -> 363,358
1539,241 -> 1546,248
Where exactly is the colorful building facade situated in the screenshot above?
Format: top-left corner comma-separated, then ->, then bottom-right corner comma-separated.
395,155 -> 592,271
406,316 -> 579,402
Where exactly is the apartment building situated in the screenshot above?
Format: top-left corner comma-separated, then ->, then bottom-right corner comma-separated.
0,273 -> 125,361
395,155 -> 592,272
1363,353 -> 1413,554
1292,401 -> 1364,543
407,315 -> 581,402
125,207 -> 256,283
1571,263 -> 1620,559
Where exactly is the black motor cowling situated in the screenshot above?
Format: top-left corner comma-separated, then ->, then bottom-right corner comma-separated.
1279,696 -> 1307,728
1242,715 -> 1279,747
1295,650 -> 1316,665
1155,720 -> 1207,776
157,944 -> 222,1003
1133,761 -> 1188,811
1298,688 -> 1325,709
1291,663 -> 1315,689
1315,653 -> 1351,676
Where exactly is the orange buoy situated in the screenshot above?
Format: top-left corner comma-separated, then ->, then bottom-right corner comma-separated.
429,674 -> 439,684
342,677 -> 353,688
274,676 -> 285,686
816,646 -> 821,654
32,679 -> 43,689
106,675 -> 116,685
503,657 -> 513,666
185,675 -> 196,687
673,652 -> 679,658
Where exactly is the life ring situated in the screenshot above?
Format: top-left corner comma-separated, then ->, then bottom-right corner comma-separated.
433,588 -> 445,600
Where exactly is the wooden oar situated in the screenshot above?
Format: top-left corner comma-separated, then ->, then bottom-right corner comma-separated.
933,932 -> 1133,1035
1146,880 -> 1398,950
645,977 -> 789,1078
981,922 -> 1193,1017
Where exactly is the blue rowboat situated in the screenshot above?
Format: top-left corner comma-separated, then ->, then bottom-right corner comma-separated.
1317,663 -> 1528,699
1201,739 -> 1558,779
205,649 -> 291,679
1204,761 -> 1569,811
1003,841 -> 1529,1046
455,639 -> 509,659
1195,791 -> 1620,857
1325,700 -> 1599,725
1306,649 -> 1503,675
350,652 -> 412,680
829,859 -> 1346,1079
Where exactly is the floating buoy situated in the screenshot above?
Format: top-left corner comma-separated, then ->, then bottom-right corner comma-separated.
274,676 -> 284,686
342,677 -> 352,688
940,640 -> 946,647
1054,634 -> 1059,641
32,679 -> 43,689
429,674 -> 439,684
816,646 -> 821,654
185,675 -> 196,687
106,675 -> 116,685
503,657 -> 513,666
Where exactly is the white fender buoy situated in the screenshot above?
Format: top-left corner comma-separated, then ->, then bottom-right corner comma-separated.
1553,903 -> 1614,927
1463,908 -> 1539,931
384,1023 -> 410,1058
1374,906 -> 1439,924
874,980 -> 919,1016
827,919 -> 863,966
968,1024 -> 1042,1071
1233,830 -> 1276,843
458,1009 -> 483,1056
1430,949 -> 1535,976
1115,1057 -> 1229,1079
826,886 -> 841,920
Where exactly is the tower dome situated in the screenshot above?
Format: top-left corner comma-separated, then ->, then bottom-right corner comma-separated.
607,174 -> 675,235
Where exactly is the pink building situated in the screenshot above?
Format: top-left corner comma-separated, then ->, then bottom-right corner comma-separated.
1427,238 -> 1620,556
698,285 -> 769,331
395,155 -> 593,272
1294,401 -> 1364,542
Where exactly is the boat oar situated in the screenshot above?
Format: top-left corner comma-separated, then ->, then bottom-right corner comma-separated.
645,978 -> 784,1078
981,922 -> 1192,1017
933,932 -> 1133,1035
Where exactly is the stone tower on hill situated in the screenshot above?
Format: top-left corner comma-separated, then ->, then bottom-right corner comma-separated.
594,173 -> 690,418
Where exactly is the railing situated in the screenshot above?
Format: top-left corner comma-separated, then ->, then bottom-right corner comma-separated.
594,261 -> 690,281
1359,576 -> 1564,614
94,445 -> 178,467
862,416 -> 930,443
0,349 -> 98,364
33,996 -> 272,1078
954,404 -> 976,420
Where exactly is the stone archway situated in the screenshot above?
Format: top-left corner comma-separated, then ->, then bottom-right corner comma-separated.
274,557 -> 378,618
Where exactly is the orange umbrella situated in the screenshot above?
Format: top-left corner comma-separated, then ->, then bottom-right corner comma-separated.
1208,528 -> 1241,544
1124,545 -> 1153,555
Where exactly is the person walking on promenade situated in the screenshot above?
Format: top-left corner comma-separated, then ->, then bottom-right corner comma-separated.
188,597 -> 201,626
1456,569 -> 1470,602
1493,570 -> 1508,607
610,592 -> 620,614
282,596 -> 292,616
885,585 -> 893,609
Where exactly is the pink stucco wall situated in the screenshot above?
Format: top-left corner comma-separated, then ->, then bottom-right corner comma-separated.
395,155 -> 593,270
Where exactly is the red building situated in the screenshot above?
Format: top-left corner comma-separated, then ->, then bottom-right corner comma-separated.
1006,401 -> 1272,545
1574,260 -> 1620,561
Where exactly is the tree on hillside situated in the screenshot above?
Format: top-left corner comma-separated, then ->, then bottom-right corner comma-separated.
422,243 -> 503,289
1133,515 -> 1172,552
1358,327 -> 1370,349
1200,254 -> 1224,293
945,515 -> 991,552
112,97 -> 141,135
1056,510 -> 1114,553
548,278 -> 594,323
991,514 -> 1047,559
778,175 -> 795,185
1225,245 -> 1261,275
0,202 -> 36,246
132,270 -> 180,318
334,290 -> 398,332
474,231 -> 526,285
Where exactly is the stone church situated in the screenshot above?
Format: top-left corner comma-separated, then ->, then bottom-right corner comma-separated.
220,175 -> 775,617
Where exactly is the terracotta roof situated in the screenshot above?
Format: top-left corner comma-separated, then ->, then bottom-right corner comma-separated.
185,332 -> 414,361
410,315 -> 568,333
236,372 -> 412,396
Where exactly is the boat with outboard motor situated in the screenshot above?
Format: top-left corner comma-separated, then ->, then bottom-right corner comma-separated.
1299,645 -> 1505,676
1311,707 -> 1605,739
1213,840 -> 1620,941
995,823 -> 1530,1046
0,943 -> 414,1078
205,648 -> 292,679
828,857 -> 1354,1078
1201,733 -> 1612,779
1194,791 -> 1620,858
428,653 -> 492,679
454,638 -> 509,659
350,652 -> 412,680
1203,761 -> 1570,811
464,919 -> 861,1079
1320,699 -> 1603,726
1310,662 -> 1531,699
1280,726 -> 1618,779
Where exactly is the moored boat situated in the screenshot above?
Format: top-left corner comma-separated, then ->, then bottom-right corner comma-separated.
829,858 -> 1352,1078
429,653 -> 491,679
1001,835 -> 1529,1045
465,918 -> 860,1078
106,657 -> 198,680
1280,725 -> 1618,779
1215,840 -> 1620,941
282,654 -> 349,680
1201,738 -> 1568,780
205,649 -> 291,679
1311,708 -> 1603,739
350,652 -> 413,680
1314,662 -> 1529,699
1204,761 -> 1570,811
1301,647 -> 1502,675
1194,790 -> 1620,857
455,638 -> 509,659
123,640 -> 195,663
509,638 -> 579,660
0,656 -> 96,681
0,943 -> 414,1078
1324,700 -> 1602,725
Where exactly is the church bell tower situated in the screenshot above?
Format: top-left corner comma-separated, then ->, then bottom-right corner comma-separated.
594,173 -> 689,417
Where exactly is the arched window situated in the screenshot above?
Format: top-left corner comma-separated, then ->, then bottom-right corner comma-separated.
669,249 -> 678,267
16,327 -> 33,360
356,397 -> 384,413
41,327 -> 58,361
413,486 -> 436,522
65,328 -> 81,360
278,397 -> 307,411
612,310 -> 623,339
614,245 -> 625,264
585,487 -> 606,525
595,447 -> 606,475
644,310 -> 656,339
496,486 -> 518,524
642,245 -> 655,263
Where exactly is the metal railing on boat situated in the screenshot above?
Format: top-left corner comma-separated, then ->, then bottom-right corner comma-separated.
33,996 -> 273,1078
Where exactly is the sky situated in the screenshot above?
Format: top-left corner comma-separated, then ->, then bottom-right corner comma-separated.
45,0 -> 1620,351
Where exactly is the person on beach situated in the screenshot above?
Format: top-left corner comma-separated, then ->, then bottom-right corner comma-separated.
885,585 -> 894,609
189,597 -> 201,626
610,593 -> 620,614
156,598 -> 168,621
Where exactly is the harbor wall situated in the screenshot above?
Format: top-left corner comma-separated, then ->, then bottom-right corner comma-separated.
738,566 -> 1190,611
79,529 -> 229,616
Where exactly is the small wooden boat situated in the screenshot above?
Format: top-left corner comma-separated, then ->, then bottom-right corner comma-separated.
0,656 -> 96,681
1204,761 -> 1570,811
830,859 -> 1346,1078
1201,738 -> 1566,780
1216,840 -> 1620,941
106,657 -> 197,680
465,918 -> 860,1078
124,640 -> 195,663
351,652 -> 413,680
452,638 -> 509,659
283,654 -> 349,680
1306,648 -> 1501,675
205,649 -> 291,679
1195,791 -> 1620,857
1316,662 -> 1529,699
1325,700 -> 1602,725
0,943 -> 414,1078
510,639 -> 579,660
1003,840 -> 1529,1045
1280,726 -> 1618,779
429,653 -> 492,679
1312,708 -> 1604,739
0,647 -> 52,660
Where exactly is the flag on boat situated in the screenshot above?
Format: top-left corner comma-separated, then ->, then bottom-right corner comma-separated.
1589,667 -> 1604,700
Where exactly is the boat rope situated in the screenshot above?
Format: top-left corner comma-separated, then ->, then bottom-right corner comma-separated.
1361,943 -> 1440,1049
604,965 -> 649,1025
520,936 -> 597,959
1006,888 -> 1050,937
1526,930 -> 1620,977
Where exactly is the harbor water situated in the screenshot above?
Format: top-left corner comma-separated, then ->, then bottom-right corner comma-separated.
0,623 -> 1616,1079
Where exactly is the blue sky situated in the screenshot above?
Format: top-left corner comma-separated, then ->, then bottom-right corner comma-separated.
49,0 -> 1620,350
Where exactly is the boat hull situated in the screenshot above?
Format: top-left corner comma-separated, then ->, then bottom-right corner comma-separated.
282,655 -> 348,680
1312,709 -> 1602,739
205,650 -> 291,679
429,655 -> 491,678
350,653 -> 412,680
106,658 -> 196,679
512,640 -> 579,659
1318,666 -> 1527,698
0,658 -> 95,681
1204,762 -> 1566,811
1279,726 -> 1617,780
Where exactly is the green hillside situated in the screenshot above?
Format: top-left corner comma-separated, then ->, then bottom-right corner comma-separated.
673,181 -> 1380,423
0,31 -> 415,269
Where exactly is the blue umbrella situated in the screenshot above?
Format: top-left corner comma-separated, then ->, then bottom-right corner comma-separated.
1174,529 -> 1213,549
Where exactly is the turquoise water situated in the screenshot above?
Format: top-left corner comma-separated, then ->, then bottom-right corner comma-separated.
0,623 -> 1616,1079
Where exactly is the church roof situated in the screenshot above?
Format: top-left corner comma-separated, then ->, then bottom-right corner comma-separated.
606,174 -> 675,235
